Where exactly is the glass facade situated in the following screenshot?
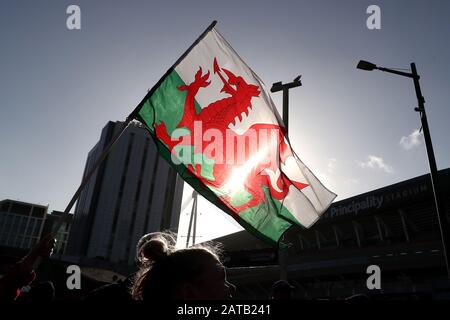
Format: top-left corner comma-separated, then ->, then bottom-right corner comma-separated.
0,200 -> 47,250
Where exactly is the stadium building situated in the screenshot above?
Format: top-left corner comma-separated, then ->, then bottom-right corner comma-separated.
217,169 -> 450,299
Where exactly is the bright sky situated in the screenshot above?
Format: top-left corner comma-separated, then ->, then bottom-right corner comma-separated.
1,1 -> 450,246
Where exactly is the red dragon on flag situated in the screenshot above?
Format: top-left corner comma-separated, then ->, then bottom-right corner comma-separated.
154,58 -> 309,213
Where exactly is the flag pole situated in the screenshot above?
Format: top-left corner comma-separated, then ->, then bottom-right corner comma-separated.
128,21 -> 217,122
59,19 -> 217,230
62,119 -> 133,216
38,21 -> 218,265
56,118 -> 133,229
122,20 -> 216,249
33,118 -> 133,268
271,77 -> 303,281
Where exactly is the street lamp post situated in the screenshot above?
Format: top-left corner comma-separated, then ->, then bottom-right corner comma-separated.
357,60 -> 450,281
271,76 -> 302,281
271,76 -> 302,134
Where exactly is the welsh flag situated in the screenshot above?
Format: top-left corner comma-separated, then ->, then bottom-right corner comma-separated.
129,22 -> 336,245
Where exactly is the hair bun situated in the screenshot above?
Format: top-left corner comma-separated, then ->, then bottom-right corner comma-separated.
141,238 -> 169,263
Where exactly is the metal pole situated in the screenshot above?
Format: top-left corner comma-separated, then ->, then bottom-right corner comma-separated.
271,77 -> 302,281
283,88 -> 289,134
411,63 -> 450,280
34,119 -> 133,268
193,194 -> 198,246
280,90 -> 289,281
185,191 -> 198,248
50,119 -> 133,235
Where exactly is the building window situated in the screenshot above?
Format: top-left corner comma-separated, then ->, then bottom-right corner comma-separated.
10,216 -> 19,235
26,218 -> 35,236
107,133 -> 134,259
11,203 -> 30,216
1,201 -> 10,212
143,154 -> 160,232
125,139 -> 149,260
160,169 -> 177,230
32,207 -> 46,218
5,215 -> 13,233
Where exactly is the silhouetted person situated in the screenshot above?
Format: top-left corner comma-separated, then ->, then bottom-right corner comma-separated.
0,235 -> 56,302
132,233 -> 236,300
84,232 -> 175,302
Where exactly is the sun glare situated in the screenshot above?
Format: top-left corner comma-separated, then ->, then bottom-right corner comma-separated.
222,146 -> 270,197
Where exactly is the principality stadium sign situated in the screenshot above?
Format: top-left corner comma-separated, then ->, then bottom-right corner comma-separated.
323,178 -> 431,220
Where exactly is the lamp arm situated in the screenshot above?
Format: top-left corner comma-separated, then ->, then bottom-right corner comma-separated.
377,67 -> 416,79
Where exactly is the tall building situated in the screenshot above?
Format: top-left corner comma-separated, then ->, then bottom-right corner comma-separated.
67,121 -> 184,265
0,199 -> 48,250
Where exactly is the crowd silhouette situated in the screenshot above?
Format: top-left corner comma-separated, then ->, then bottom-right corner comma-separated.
1,231 -> 388,303
1,231 -> 242,302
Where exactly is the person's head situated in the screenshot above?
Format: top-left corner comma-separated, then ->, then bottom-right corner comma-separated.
135,231 -> 176,266
132,235 -> 235,300
270,280 -> 295,300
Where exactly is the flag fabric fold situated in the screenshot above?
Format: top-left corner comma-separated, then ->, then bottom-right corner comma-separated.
130,22 -> 336,245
